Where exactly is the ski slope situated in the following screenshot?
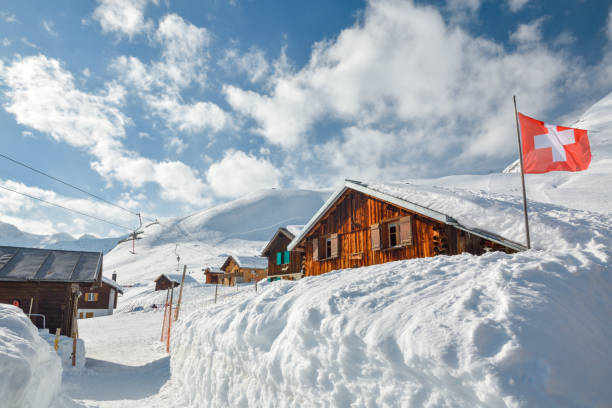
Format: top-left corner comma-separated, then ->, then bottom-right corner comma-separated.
102,188 -> 330,285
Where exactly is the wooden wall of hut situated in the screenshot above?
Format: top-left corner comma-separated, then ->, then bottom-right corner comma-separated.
0,281 -> 85,335
265,233 -> 302,278
300,189 -> 514,277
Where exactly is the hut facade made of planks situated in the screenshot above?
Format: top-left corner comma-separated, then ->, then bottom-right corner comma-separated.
288,180 -> 524,277
220,255 -> 268,286
154,273 -> 180,291
261,227 -> 303,280
77,274 -> 123,318
0,246 -> 103,335
204,267 -> 224,284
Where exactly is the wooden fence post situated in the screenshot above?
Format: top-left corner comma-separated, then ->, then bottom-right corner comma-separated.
54,328 -> 60,352
174,265 -> 187,321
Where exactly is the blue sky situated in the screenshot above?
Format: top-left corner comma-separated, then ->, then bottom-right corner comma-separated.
1,0 -> 611,238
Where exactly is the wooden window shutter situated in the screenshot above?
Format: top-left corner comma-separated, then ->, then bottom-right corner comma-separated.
399,216 -> 413,246
94,293 -> 99,301
312,238 -> 319,261
276,252 -> 282,265
284,251 -> 290,264
371,223 -> 381,250
330,234 -> 339,258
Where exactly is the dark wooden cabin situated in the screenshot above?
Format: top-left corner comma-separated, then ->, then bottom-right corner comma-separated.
0,246 -> 103,336
220,256 -> 268,286
78,273 -> 123,318
154,273 -> 180,291
261,228 -> 303,280
288,180 -> 524,277
204,267 -> 224,284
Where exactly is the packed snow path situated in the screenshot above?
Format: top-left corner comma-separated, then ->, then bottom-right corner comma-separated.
58,283 -> 258,407
60,311 -> 171,407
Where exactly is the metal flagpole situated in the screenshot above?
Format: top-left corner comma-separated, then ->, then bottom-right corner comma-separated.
513,95 -> 531,249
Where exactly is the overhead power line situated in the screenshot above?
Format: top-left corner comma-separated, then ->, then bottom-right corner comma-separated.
0,184 -> 133,231
0,152 -> 157,223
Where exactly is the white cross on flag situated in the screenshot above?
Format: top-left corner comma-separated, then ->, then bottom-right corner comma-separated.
518,113 -> 591,173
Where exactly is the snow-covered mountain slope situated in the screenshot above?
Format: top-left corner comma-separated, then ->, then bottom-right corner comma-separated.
0,221 -> 120,254
103,188 -> 330,285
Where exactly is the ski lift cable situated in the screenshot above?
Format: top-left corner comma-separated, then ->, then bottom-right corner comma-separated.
0,184 -> 133,231
0,152 -> 158,223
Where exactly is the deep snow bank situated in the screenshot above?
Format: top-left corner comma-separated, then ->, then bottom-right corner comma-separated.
171,248 -> 612,407
169,200 -> 612,407
0,304 -> 62,407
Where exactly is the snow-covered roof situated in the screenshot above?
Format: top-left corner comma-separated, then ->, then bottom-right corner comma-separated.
154,272 -> 197,284
102,276 -> 124,294
223,255 -> 268,270
205,266 -> 223,274
287,179 -> 526,252
261,227 -> 296,256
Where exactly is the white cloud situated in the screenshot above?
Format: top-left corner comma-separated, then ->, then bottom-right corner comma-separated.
146,96 -> 229,133
508,0 -> 529,12
1,38 -> 10,47
20,37 -> 38,49
206,150 -> 282,198
0,55 -> 210,207
221,48 -> 270,83
553,31 -> 576,47
510,19 -> 544,44
42,19 -> 58,37
0,12 -> 18,23
225,0 -> 592,180
0,178 -> 139,236
93,0 -> 154,38
165,136 -> 188,154
112,14 -> 229,134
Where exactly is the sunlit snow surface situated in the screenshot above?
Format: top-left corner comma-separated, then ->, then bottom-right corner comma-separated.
54,94 -> 612,407
0,304 -> 62,408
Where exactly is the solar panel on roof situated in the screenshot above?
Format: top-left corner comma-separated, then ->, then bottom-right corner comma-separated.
0,246 -> 101,282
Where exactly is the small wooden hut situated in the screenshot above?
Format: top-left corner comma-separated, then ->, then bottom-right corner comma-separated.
0,246 -> 103,335
220,255 -> 268,286
77,273 -> 123,318
288,180 -> 524,277
204,267 -> 224,284
261,227 -> 303,280
154,273 -> 180,291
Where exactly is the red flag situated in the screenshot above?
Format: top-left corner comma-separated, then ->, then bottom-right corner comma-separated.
518,113 -> 591,173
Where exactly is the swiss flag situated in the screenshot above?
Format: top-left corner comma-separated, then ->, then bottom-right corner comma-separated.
518,113 -> 591,173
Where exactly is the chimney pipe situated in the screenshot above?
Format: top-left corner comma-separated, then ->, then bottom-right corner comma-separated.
112,272 -> 117,281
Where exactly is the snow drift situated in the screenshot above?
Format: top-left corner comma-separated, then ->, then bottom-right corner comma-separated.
169,192 -> 612,407
0,304 -> 62,408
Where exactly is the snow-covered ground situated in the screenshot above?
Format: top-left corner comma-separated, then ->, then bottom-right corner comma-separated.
3,92 -> 612,407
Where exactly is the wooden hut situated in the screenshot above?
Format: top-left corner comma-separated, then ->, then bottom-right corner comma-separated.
220,255 -> 268,286
77,273 -> 123,318
204,267 -> 224,284
0,246 -> 103,335
154,273 -> 180,291
261,227 -> 303,280
288,180 -> 524,277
